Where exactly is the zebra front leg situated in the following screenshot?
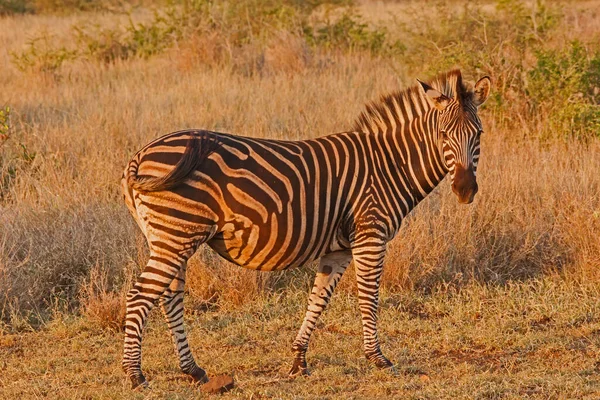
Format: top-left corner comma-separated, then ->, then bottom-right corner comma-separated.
122,250 -> 187,389
352,243 -> 395,370
290,250 -> 352,377
159,267 -> 208,384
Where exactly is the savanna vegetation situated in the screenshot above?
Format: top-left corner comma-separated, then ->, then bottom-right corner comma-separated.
1,0 -> 600,398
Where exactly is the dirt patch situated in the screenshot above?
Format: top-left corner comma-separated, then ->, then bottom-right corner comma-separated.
201,374 -> 235,394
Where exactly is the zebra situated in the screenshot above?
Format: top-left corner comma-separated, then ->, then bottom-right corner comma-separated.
120,69 -> 491,388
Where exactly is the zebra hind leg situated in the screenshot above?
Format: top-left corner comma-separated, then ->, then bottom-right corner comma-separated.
159,266 -> 209,384
122,247 -> 194,389
289,250 -> 352,377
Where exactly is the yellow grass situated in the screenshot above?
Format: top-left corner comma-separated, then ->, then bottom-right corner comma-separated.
2,280 -> 600,398
1,1 -> 600,398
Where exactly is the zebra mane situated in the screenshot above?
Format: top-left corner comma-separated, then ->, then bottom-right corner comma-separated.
353,69 -> 473,133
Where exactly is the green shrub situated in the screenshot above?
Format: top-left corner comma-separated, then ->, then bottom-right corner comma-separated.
528,42 -> 600,139
70,1 -> 306,63
10,32 -> 78,74
394,0 -> 599,140
0,106 -> 38,201
23,0 -> 400,68
73,12 -> 181,63
304,9 -> 404,56
496,0 -> 560,43
0,106 -> 9,143
0,106 -> 13,198
34,0 -> 99,12
0,0 -> 150,15
125,10 -> 183,58
73,25 -> 128,63
0,142 -> 37,201
404,0 -> 560,75
0,0 -> 31,15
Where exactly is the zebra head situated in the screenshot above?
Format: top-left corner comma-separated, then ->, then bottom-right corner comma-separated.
418,75 -> 491,204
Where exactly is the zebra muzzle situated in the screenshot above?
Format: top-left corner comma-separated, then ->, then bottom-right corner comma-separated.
452,164 -> 478,204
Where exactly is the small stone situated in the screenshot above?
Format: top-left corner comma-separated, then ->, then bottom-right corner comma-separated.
200,374 -> 235,394
419,374 -> 430,382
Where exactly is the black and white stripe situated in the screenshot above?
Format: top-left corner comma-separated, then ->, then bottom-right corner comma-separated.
120,69 -> 491,388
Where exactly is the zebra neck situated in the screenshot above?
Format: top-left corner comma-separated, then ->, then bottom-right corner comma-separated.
380,108 -> 449,208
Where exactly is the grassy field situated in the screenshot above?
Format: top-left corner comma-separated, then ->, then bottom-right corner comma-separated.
1,0 -> 600,398
2,280 -> 600,399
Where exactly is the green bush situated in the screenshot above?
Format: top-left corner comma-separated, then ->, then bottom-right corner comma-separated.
24,0 -> 401,67
125,10 -> 183,58
73,11 -> 181,63
393,0 -> 598,139
34,0 -> 100,12
496,0 -> 560,44
528,42 -> 600,139
0,106 -> 12,200
0,106 -> 9,143
1,142 -> 37,198
0,105 -> 38,201
0,0 -> 31,15
304,9 -> 404,56
0,0 -> 148,15
73,25 -> 132,63
10,32 -> 78,74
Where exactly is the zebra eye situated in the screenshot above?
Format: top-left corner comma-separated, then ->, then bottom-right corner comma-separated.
441,130 -> 449,140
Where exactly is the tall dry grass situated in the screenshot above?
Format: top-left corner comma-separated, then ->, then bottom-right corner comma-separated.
1,0 -> 599,332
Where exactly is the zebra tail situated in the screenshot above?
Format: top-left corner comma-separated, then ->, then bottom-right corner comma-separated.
126,131 -> 217,193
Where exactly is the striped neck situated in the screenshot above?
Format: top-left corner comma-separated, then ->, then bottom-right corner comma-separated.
352,73 -> 472,203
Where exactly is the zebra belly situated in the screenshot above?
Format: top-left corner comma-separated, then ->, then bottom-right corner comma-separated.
205,214 -> 346,271
206,216 -> 309,271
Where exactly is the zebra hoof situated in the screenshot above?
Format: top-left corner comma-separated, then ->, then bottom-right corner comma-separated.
369,354 -> 395,371
376,359 -> 395,370
189,368 -> 209,384
130,374 -> 148,390
385,365 -> 399,376
288,359 -> 310,377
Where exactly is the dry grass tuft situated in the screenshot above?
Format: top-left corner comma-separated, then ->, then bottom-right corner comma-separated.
186,248 -> 313,309
262,32 -> 311,75
78,263 -> 126,332
173,32 -> 229,73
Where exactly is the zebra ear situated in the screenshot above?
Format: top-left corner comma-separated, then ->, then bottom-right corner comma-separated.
473,76 -> 491,107
418,79 -> 450,111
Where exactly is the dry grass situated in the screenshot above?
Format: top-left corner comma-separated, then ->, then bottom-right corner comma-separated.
1,0 -> 600,398
2,279 -> 600,398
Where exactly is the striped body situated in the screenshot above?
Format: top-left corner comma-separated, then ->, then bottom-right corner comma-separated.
121,69 -> 491,388
125,129 -> 441,271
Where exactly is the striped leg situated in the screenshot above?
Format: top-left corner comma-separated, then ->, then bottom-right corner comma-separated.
290,250 -> 352,376
159,267 -> 208,384
352,242 -> 394,370
122,249 -> 189,389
